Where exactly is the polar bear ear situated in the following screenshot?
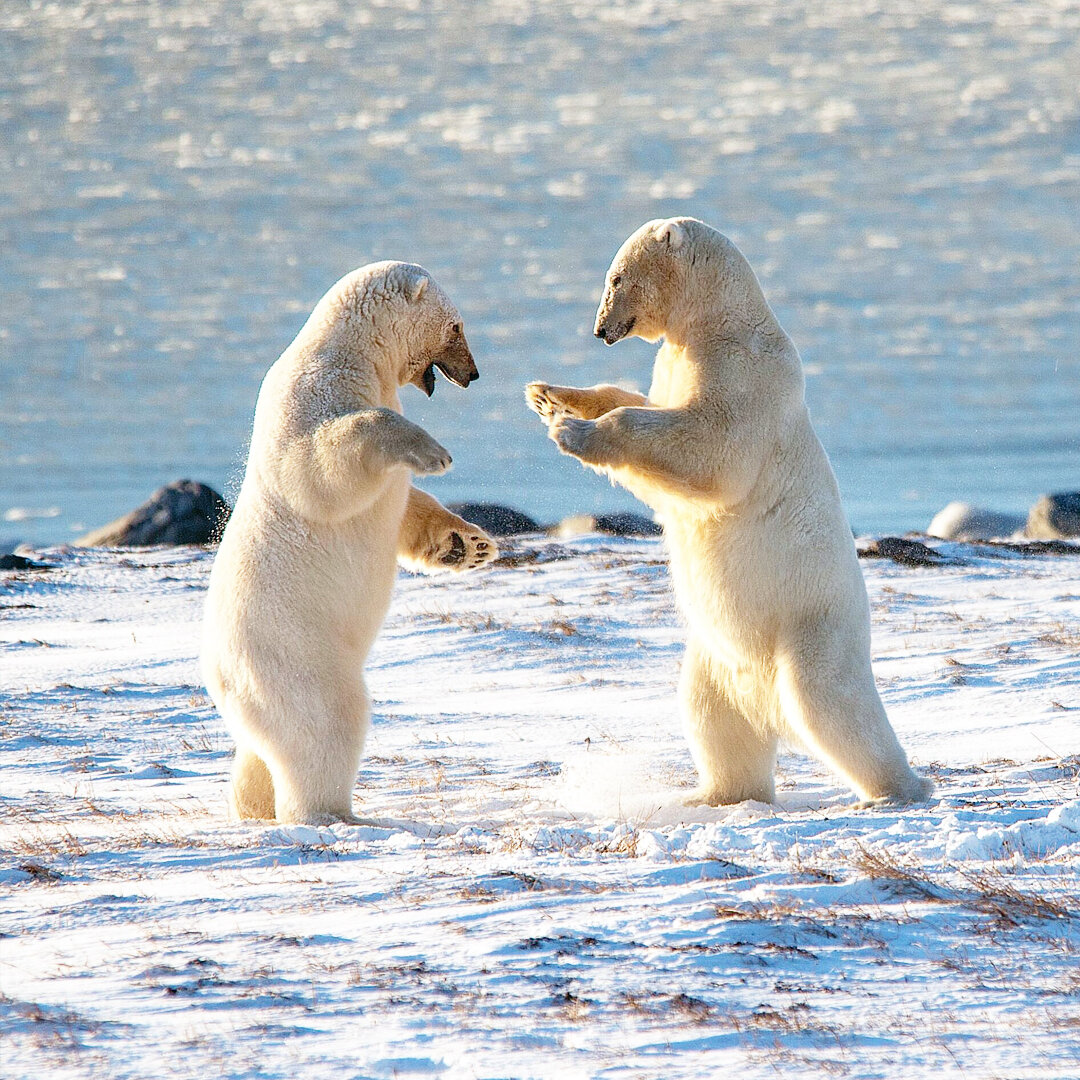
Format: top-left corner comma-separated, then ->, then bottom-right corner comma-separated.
653,220 -> 686,251
408,275 -> 429,303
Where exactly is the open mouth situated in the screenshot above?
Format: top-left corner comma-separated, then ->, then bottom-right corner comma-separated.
420,364 -> 437,396
435,359 -> 476,389
418,360 -> 478,397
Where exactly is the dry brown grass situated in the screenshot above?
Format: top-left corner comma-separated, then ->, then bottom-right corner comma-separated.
552,989 -> 590,1021
956,866 -> 1074,925
16,861 -> 63,883
593,827 -> 640,857
617,990 -> 716,1025
457,883 -> 498,903
1037,622 -> 1080,649
6,825 -> 89,859
714,898 -> 808,922
852,844 -> 943,902
728,1002 -> 817,1034
853,843 -> 1077,925
417,608 -> 503,632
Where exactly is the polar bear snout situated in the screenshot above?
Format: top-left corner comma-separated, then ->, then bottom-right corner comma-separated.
594,314 -> 635,345
431,335 -> 480,389
594,282 -> 638,344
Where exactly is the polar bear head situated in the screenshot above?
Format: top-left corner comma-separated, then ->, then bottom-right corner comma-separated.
391,265 -> 480,398
314,261 -> 479,397
593,218 -> 772,347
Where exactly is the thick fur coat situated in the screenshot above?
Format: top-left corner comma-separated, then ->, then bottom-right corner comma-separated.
203,262 -> 496,824
528,218 -> 931,806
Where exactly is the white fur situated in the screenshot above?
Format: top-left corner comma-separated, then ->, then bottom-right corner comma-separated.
203,262 -> 496,824
527,218 -> 931,806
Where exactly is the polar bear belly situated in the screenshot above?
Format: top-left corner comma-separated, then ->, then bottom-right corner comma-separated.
205,474 -> 409,697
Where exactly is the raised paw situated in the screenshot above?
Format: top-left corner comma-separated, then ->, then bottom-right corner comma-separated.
435,528 -> 498,572
525,381 -> 562,421
526,381 -> 591,423
549,414 -> 597,459
401,433 -> 452,477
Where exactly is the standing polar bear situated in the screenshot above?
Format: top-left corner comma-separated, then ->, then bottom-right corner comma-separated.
203,262 -> 497,824
527,218 -> 931,806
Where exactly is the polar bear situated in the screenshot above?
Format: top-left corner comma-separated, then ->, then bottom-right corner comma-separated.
203,262 -> 498,824
527,218 -> 931,806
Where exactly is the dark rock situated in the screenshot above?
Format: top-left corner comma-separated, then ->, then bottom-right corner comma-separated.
0,553 -> 53,571
974,538 -> 1080,557
927,501 -> 1024,541
76,480 -> 231,547
593,512 -> 663,537
447,503 -> 540,536
858,537 -> 948,567
1026,492 -> 1080,540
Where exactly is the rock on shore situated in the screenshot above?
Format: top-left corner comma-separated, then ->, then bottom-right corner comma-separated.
928,493 -> 1080,542
76,480 -> 230,547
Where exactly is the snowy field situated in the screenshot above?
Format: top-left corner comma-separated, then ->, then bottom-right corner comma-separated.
2,535 -> 1080,1079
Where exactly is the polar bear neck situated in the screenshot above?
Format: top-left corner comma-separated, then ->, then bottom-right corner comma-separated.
655,238 -> 804,404
296,285 -> 422,408
670,246 -> 775,342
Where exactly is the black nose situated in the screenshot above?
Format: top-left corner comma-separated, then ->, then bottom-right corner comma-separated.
594,326 -> 606,340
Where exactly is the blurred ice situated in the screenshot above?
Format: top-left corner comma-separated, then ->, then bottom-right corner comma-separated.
1,0 -> 1078,543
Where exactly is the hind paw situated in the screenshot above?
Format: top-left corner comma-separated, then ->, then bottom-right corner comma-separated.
433,527 -> 498,572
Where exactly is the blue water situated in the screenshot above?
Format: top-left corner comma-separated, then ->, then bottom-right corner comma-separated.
2,1 -> 1078,546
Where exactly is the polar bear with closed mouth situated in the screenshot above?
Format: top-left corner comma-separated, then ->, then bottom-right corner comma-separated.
527,218 -> 931,807
203,261 -> 498,825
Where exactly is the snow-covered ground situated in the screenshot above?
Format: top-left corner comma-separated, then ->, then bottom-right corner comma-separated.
2,536 -> 1079,1079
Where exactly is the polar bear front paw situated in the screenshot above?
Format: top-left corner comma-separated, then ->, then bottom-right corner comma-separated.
400,434 -> 453,476
550,415 -> 598,460
525,382 -> 568,421
433,527 -> 498,571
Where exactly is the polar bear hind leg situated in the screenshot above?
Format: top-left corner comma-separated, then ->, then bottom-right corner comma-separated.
267,687 -> 371,824
680,637 -> 778,805
230,742 -> 276,819
222,679 -> 372,825
776,635 -> 933,805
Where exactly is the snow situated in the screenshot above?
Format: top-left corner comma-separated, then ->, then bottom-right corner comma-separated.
2,536 -> 1079,1078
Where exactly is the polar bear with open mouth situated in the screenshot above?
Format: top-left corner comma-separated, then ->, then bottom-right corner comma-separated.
204,262 -> 497,824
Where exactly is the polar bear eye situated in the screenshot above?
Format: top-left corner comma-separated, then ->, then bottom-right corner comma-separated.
452,322 -> 462,336
610,275 -> 622,289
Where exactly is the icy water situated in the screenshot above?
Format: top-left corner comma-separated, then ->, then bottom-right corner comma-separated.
2,1 -> 1078,546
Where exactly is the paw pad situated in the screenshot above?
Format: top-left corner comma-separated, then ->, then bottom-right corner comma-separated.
526,384 -> 561,420
440,532 -> 467,566
432,530 -> 496,572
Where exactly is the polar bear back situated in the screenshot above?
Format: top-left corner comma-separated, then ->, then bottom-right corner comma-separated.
612,219 -> 872,677
203,264 -> 437,697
